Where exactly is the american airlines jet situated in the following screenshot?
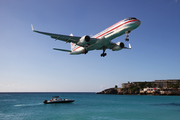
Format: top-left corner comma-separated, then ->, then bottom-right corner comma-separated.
31,17 -> 141,57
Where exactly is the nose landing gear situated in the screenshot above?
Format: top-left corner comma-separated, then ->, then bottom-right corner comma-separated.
125,31 -> 131,41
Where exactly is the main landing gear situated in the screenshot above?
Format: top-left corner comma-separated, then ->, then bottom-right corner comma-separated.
101,47 -> 107,57
125,31 -> 131,42
84,49 -> 88,54
83,48 -> 88,54
101,53 -> 107,57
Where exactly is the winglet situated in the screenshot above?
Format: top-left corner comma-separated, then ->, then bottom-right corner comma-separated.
124,43 -> 132,49
31,24 -> 34,31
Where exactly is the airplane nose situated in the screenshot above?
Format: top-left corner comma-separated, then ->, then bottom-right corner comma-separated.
136,20 -> 141,26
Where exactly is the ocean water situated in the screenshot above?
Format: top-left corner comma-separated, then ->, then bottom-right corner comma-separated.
0,93 -> 180,120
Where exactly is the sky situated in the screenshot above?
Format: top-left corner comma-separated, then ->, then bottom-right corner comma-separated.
0,0 -> 180,92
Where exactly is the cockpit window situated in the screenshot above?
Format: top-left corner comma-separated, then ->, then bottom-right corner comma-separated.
123,17 -> 137,22
129,17 -> 137,20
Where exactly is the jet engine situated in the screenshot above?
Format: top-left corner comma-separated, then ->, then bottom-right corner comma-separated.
112,42 -> 124,51
77,35 -> 90,46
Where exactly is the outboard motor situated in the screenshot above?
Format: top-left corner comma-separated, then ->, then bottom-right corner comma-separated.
43,100 -> 47,104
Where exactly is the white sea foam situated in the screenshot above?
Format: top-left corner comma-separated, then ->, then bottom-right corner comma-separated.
14,104 -> 26,107
14,103 -> 42,107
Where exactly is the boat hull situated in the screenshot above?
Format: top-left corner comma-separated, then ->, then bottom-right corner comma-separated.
43,100 -> 75,104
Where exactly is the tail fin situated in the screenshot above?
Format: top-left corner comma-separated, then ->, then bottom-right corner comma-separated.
69,33 -> 76,51
70,42 -> 76,51
69,34 -> 81,51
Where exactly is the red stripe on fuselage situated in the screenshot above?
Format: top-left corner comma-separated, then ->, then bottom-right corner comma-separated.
95,19 -> 138,39
72,46 -> 81,52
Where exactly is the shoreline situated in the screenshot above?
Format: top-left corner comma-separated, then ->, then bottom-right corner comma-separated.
0,92 -> 96,94
96,88 -> 180,96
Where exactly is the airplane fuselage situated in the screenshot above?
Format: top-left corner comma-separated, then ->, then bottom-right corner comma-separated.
69,17 -> 141,55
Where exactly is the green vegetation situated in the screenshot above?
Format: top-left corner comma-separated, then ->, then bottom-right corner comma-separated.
129,84 -> 139,91
121,87 -> 128,91
138,82 -> 152,89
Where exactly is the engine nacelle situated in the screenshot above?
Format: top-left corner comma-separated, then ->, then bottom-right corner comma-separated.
77,35 -> 90,46
112,42 -> 124,51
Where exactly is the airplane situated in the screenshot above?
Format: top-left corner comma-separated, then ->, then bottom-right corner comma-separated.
31,17 -> 141,57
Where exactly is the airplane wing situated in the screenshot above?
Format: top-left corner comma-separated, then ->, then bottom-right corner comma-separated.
97,42 -> 131,50
31,25 -> 97,46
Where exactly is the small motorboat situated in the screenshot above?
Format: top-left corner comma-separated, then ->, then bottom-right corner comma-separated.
43,96 -> 75,104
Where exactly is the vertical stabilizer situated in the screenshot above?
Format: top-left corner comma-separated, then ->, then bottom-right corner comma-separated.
70,33 -> 75,51
70,42 -> 76,51
69,34 -> 81,52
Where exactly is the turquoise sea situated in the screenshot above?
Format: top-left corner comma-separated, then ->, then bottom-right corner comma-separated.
0,93 -> 180,120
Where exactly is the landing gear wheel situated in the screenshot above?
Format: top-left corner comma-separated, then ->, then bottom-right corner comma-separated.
101,53 -> 107,57
85,51 -> 88,54
84,49 -> 88,54
101,46 -> 107,57
125,38 -> 129,41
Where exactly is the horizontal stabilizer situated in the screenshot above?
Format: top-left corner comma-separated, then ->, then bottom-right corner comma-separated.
53,48 -> 71,52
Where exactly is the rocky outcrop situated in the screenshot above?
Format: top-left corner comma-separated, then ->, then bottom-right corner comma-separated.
96,88 -> 118,94
96,88 -> 139,95
160,91 -> 180,95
